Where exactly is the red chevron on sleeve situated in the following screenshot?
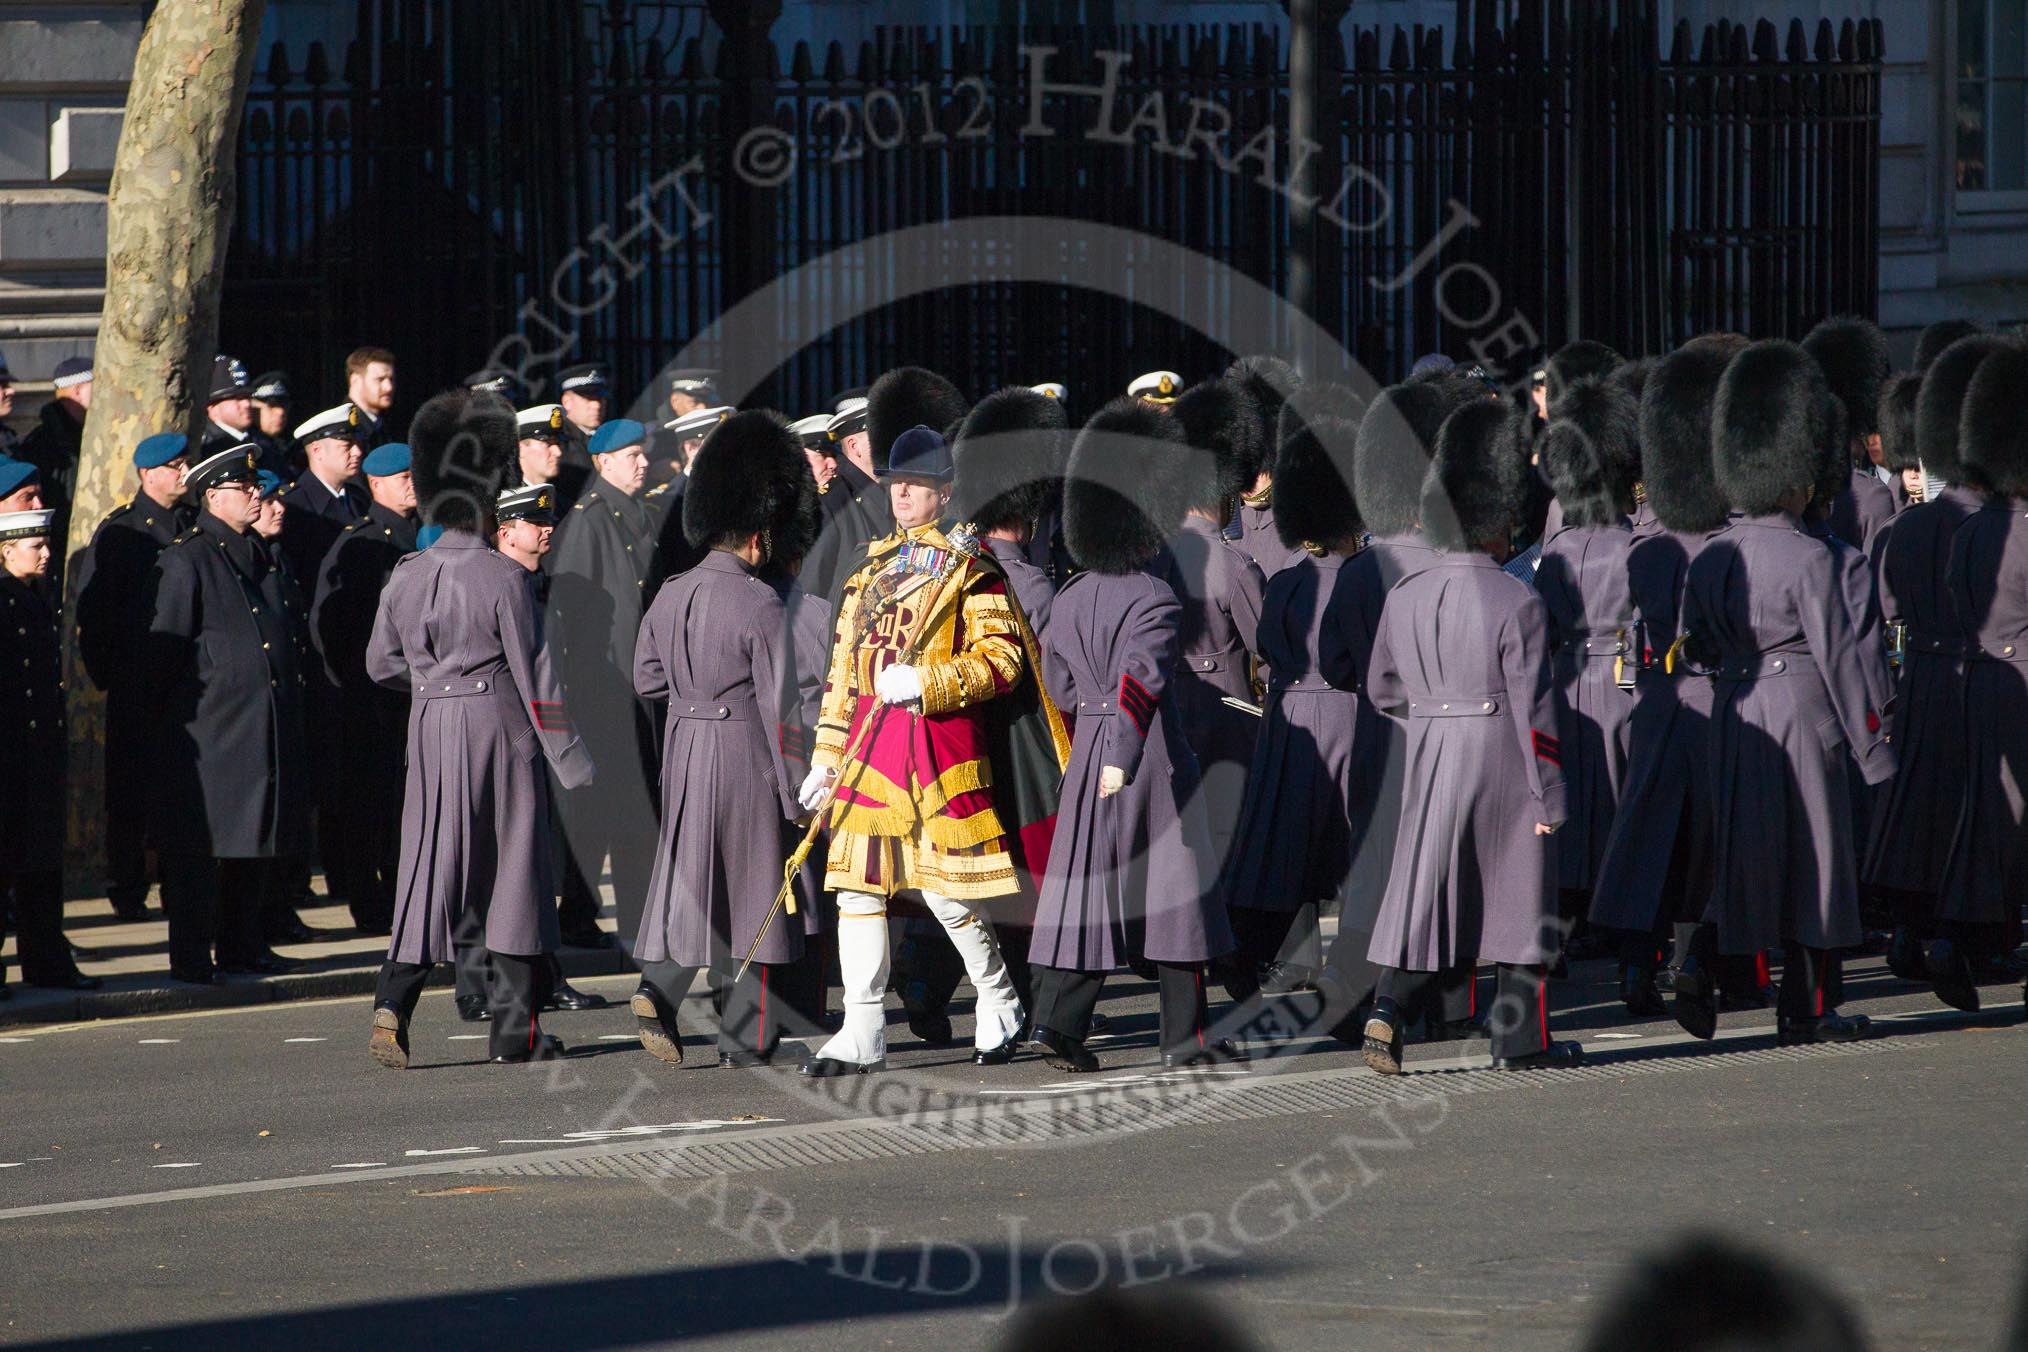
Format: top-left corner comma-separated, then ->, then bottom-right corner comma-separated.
778,723 -> 813,764
1532,730 -> 1561,766
531,700 -> 572,733
1118,674 -> 1155,735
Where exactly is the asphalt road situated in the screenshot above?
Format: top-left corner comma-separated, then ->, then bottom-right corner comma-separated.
2,963 -> 2023,1351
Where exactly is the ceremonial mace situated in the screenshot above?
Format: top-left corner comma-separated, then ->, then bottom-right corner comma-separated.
736,528 -> 980,980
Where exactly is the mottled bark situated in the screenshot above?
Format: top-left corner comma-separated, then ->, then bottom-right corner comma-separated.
62,0 -> 267,890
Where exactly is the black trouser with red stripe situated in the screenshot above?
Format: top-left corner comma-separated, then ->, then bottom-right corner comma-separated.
638,959 -> 781,1059
375,952 -> 551,1060
1375,962 -> 1551,1060
1773,942 -> 1838,1023
1029,961 -> 1208,1056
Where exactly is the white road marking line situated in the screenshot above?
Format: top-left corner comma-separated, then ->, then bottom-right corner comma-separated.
446,1034 -> 487,1041
1591,1032 -> 1642,1041
597,1034 -> 638,1041
0,1036 -> 32,1043
403,1147 -> 485,1157
152,1163 -> 201,1169
0,1163 -> 22,1169
283,1037 -> 328,1043
497,1140 -> 577,1146
137,1038 -> 180,1045
330,1163 -> 387,1169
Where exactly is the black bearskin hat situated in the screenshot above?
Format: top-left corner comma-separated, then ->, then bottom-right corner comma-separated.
1168,378 -> 1264,511
1224,354 -> 1300,482
1063,397 -> 1192,575
409,388 -> 516,533
1541,375 -> 1641,528
868,367 -> 968,473
1808,385 -> 1852,518
1422,399 -> 1531,552
681,409 -> 820,562
1546,340 -> 1624,402
1271,383 -> 1366,549
1613,356 -> 1658,409
1918,334 -> 2012,485
1801,315 -> 1891,439
1354,378 -> 1489,536
1876,372 -> 1923,473
1639,342 -> 1735,534
1913,319 -> 1981,375
951,386 -> 1067,532
1712,341 -> 1835,516
1960,344 -> 2028,499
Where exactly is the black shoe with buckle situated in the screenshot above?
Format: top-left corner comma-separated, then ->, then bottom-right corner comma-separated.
170,964 -> 224,987
722,1044 -> 803,1069
456,993 -> 492,1024
1027,1026 -> 1099,1073
1361,998 -> 1405,1075
1493,1040 -> 1585,1070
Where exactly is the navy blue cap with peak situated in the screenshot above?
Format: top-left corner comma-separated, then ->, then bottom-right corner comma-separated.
880,425 -> 954,482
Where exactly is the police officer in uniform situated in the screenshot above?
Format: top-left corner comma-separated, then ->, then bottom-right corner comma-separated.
310,443 -> 420,934
547,417 -> 661,946
74,433 -> 193,920
144,444 -> 311,983
251,371 -> 300,476
0,508 -> 99,993
365,392 -> 594,1066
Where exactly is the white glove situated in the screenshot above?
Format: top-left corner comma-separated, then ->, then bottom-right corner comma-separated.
1098,765 -> 1127,798
797,765 -> 837,812
875,663 -> 923,706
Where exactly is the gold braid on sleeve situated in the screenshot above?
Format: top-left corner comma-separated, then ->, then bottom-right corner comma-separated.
916,588 -> 1025,716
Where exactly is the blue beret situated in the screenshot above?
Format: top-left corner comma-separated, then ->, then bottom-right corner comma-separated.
588,419 -> 646,457
133,432 -> 189,469
256,469 -> 286,499
361,443 -> 412,477
416,524 -> 446,550
881,425 -> 955,482
0,457 -> 38,498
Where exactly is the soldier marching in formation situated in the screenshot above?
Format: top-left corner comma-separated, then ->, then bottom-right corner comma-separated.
13,314 -> 2028,1070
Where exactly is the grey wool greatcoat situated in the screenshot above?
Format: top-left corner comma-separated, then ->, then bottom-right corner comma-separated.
632,551 -> 807,967
1937,498 -> 2028,928
1682,514 -> 1895,955
143,512 -> 311,858
1321,531 -> 1441,934
1535,520 -> 1640,892
1363,552 -> 1567,972
1166,515 -> 1266,863
1222,550 -> 1358,915
1234,501 -> 1304,578
769,572 -> 836,937
1865,485 -> 1980,894
1588,527 -> 1721,934
367,531 -> 595,962
1030,566 -> 1235,969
